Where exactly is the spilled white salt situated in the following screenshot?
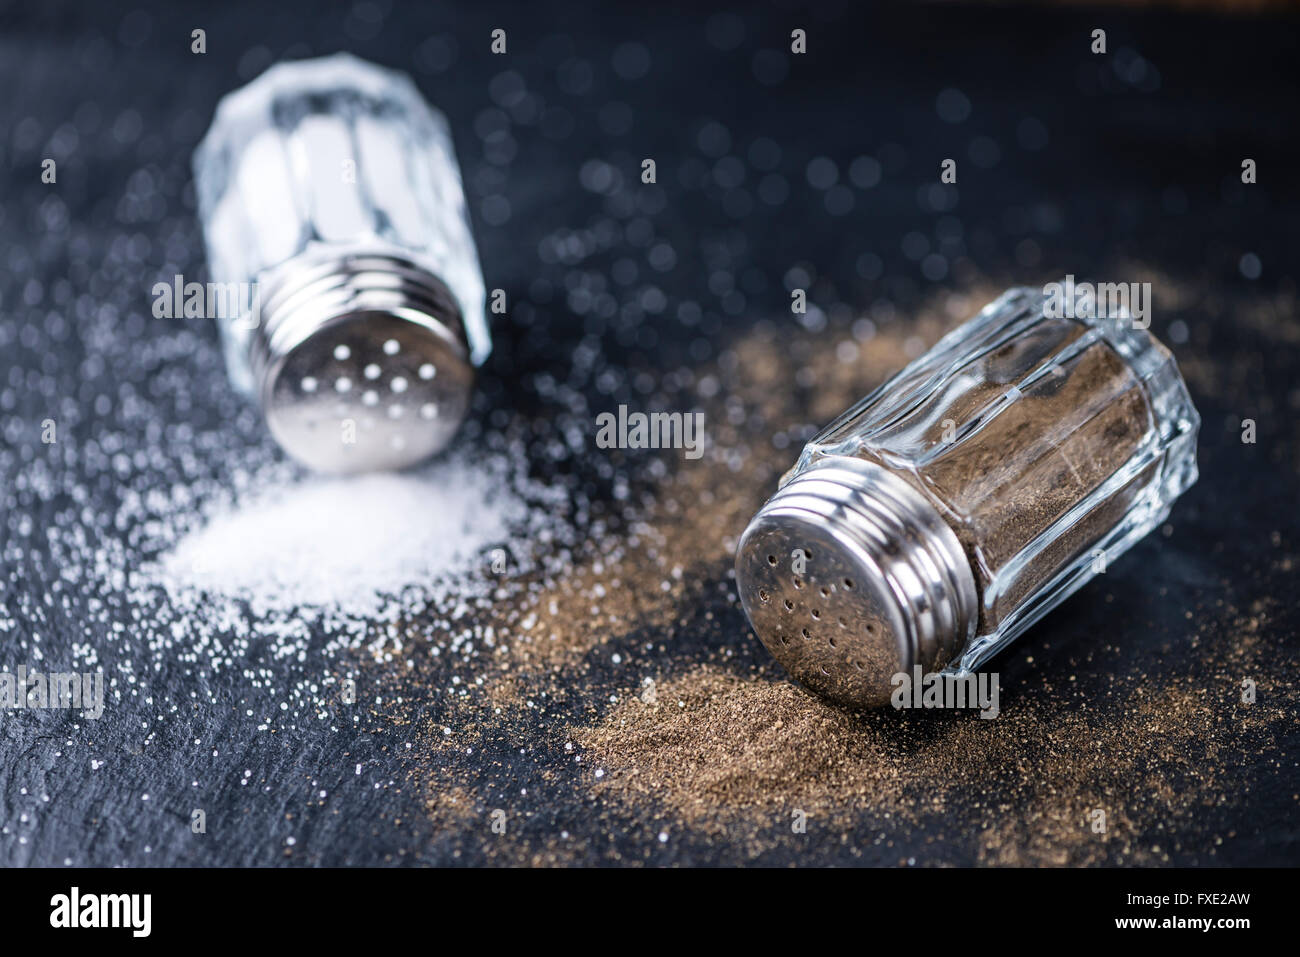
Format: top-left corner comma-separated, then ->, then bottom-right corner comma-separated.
154,456 -> 525,620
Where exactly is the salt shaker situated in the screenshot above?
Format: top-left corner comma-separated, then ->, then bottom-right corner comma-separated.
193,54 -> 489,473
736,287 -> 1200,708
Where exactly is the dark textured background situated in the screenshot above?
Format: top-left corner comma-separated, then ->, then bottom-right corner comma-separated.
1,0 -> 1297,866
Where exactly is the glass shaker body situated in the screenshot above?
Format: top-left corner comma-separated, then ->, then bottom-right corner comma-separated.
736,287 -> 1199,707
193,54 -> 488,473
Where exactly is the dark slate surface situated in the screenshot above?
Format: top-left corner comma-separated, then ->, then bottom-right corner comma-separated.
0,0 -> 1297,866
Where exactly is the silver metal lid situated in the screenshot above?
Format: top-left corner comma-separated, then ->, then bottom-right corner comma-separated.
735,456 -> 978,708
248,252 -> 474,474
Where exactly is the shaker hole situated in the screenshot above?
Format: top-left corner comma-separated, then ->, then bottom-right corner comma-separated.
362,390 -> 379,407
333,344 -> 351,361
418,363 -> 436,380
334,377 -> 352,393
766,555 -> 777,566
758,589 -> 770,602
810,609 -> 821,620
383,339 -> 401,356
364,363 -> 381,380
792,578 -> 803,589
420,403 -> 439,420
300,376 -> 318,393
782,599 -> 793,611
801,628 -> 810,640
391,376 -> 409,394
843,578 -> 854,589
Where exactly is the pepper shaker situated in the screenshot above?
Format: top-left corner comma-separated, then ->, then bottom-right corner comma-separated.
193,54 -> 489,473
736,287 -> 1200,707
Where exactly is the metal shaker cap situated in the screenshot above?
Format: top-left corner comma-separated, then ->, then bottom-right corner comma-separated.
249,251 -> 474,474
735,456 -> 978,708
